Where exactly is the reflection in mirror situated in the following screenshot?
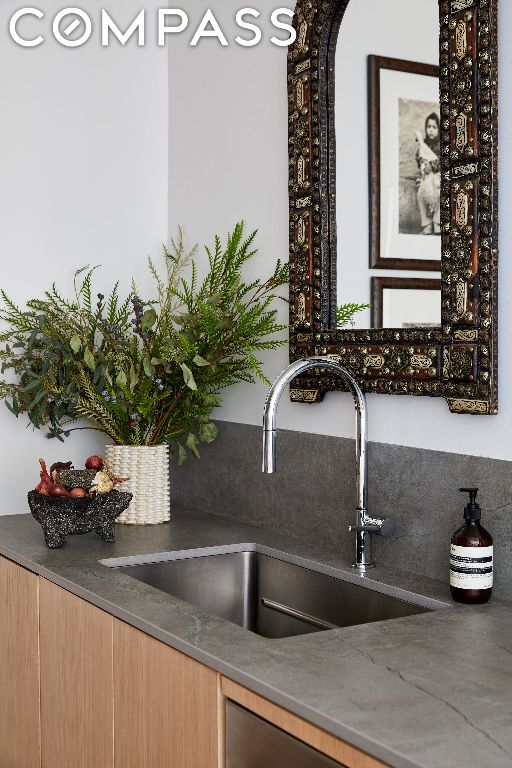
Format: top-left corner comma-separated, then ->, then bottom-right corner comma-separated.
371,277 -> 441,329
335,0 -> 441,330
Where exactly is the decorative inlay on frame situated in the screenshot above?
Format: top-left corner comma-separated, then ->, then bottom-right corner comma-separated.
447,398 -> 489,414
451,0 -> 476,12
290,389 -> 319,403
443,345 -> 477,381
454,329 -> 478,342
453,161 -> 479,177
315,346 -> 439,380
288,0 -> 498,414
448,10 -> 477,159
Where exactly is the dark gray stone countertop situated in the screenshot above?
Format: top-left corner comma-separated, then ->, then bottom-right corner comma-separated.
0,509 -> 511,768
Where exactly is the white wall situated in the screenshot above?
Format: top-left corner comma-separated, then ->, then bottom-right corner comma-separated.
0,1 -> 168,512
169,0 -> 512,462
0,1 -> 509,519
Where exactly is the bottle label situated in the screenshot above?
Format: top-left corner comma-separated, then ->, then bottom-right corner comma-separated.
450,544 -> 493,590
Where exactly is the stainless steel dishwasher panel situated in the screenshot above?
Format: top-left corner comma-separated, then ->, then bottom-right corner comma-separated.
226,701 -> 346,768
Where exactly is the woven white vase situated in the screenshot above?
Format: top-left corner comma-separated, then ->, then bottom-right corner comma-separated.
105,444 -> 170,525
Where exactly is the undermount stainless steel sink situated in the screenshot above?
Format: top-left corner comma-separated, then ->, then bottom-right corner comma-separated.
102,546 -> 446,639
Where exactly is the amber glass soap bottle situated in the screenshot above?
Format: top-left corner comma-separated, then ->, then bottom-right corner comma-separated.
450,488 -> 493,604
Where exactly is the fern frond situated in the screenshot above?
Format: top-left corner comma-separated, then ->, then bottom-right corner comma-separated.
107,282 -> 119,324
0,290 -> 25,319
46,283 -> 76,312
336,303 -> 371,328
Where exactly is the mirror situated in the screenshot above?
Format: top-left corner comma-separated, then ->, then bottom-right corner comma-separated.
335,0 -> 441,329
287,0 -> 499,414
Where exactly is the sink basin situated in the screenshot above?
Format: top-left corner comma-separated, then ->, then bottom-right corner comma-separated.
103,546 -> 445,639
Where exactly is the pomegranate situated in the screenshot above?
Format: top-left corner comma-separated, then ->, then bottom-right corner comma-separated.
85,455 -> 103,471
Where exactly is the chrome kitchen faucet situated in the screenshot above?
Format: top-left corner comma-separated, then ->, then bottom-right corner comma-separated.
262,357 -> 395,571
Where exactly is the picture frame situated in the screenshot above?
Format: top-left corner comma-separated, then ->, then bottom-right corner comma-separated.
369,55 -> 441,272
371,276 -> 442,329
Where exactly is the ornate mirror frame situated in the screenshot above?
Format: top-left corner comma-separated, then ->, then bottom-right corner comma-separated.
288,0 -> 498,414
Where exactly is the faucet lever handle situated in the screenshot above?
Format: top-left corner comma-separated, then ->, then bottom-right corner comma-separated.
377,517 -> 395,538
349,517 -> 395,539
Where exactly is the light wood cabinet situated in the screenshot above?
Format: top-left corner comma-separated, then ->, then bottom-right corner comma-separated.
113,619 -> 220,768
39,578 -> 114,768
0,556 -> 385,768
0,555 -> 41,768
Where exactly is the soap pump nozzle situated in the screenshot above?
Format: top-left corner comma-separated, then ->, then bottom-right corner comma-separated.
458,487 -> 481,521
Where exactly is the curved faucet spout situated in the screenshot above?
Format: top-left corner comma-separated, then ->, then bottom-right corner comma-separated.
262,357 -> 367,512
262,357 -> 391,571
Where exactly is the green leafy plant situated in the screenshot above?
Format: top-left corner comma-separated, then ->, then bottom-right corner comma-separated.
0,223 -> 288,462
336,303 -> 371,328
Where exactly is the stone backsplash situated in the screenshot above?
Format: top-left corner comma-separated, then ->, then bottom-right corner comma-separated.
171,421 -> 512,600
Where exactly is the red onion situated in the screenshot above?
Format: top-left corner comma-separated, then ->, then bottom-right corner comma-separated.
36,458 -> 55,495
49,484 -> 71,498
70,487 -> 87,498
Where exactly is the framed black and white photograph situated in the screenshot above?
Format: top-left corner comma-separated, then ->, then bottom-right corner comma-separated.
371,277 -> 441,329
369,55 -> 441,271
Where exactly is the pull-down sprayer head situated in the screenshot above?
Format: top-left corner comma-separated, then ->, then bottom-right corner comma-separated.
262,428 -> 277,474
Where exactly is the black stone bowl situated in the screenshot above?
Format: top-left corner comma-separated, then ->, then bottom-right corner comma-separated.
27,490 -> 133,548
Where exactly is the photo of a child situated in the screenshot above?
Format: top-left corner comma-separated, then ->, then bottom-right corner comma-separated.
398,99 -> 441,235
